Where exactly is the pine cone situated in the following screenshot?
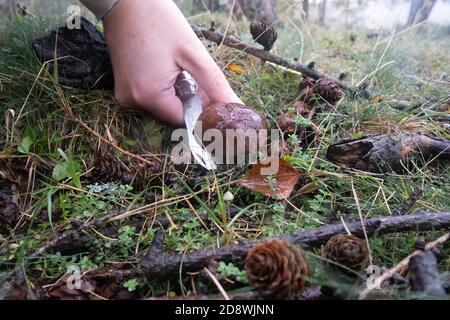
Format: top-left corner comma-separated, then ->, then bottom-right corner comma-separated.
313,77 -> 343,104
0,201 -> 19,234
250,21 -> 277,51
245,238 -> 309,300
276,114 -> 296,135
322,234 -> 369,272
2,282 -> 43,300
90,153 -> 163,190
293,100 -> 312,117
92,153 -> 125,182
127,161 -> 163,190
0,182 -> 19,235
298,76 -> 316,102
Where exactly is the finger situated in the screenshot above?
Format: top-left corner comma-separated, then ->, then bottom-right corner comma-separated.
197,87 -> 211,109
138,89 -> 185,126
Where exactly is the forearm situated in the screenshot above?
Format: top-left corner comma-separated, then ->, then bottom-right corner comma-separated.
79,0 -> 120,18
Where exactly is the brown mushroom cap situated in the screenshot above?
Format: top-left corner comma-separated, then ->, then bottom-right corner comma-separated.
195,103 -> 268,164
197,103 -> 267,132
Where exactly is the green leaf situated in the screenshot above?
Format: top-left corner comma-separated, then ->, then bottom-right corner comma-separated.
353,131 -> 366,139
144,120 -> 156,133
149,133 -> 162,147
47,191 -> 55,233
124,139 -> 138,147
52,162 -> 70,181
57,148 -> 68,161
18,136 -> 33,154
294,116 -> 313,127
123,279 -> 139,292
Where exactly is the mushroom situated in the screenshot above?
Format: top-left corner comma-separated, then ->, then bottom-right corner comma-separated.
196,103 -> 268,164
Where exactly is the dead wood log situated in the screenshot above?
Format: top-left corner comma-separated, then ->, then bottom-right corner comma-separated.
326,132 -> 450,173
408,250 -> 446,297
191,25 -> 369,98
141,212 -> 450,280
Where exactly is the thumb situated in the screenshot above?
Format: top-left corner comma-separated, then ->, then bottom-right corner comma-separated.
179,46 -> 243,105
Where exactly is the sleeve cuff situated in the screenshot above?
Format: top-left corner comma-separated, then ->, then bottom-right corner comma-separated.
79,0 -> 120,19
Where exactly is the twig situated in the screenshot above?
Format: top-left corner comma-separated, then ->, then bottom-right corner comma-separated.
0,197 -> 242,286
141,212 -> 450,279
86,268 -> 142,281
359,232 -> 450,299
203,268 -> 230,300
351,177 -> 373,266
0,211 -> 119,286
191,25 -> 369,98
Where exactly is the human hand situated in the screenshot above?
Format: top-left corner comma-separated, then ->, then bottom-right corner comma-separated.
103,0 -> 242,125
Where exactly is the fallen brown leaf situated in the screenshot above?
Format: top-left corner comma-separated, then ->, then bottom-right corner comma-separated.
226,63 -> 244,74
236,158 -> 302,199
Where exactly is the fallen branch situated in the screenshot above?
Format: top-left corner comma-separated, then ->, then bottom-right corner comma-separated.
0,211 -> 120,286
141,212 -> 450,279
192,25 -> 369,98
0,204 -> 240,285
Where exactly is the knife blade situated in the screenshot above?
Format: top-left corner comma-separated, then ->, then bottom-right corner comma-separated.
175,71 -> 216,170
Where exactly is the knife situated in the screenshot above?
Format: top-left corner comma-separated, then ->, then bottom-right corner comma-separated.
175,71 -> 216,170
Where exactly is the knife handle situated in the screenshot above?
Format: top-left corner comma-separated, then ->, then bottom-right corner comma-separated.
175,71 -> 198,101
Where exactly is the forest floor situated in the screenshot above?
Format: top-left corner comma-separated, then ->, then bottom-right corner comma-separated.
0,13 -> 449,300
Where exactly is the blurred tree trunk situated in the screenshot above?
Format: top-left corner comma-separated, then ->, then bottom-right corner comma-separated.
228,0 -> 277,24
319,0 -> 327,26
302,0 -> 309,22
406,0 -> 437,26
3,0 -> 16,16
415,0 -> 437,23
